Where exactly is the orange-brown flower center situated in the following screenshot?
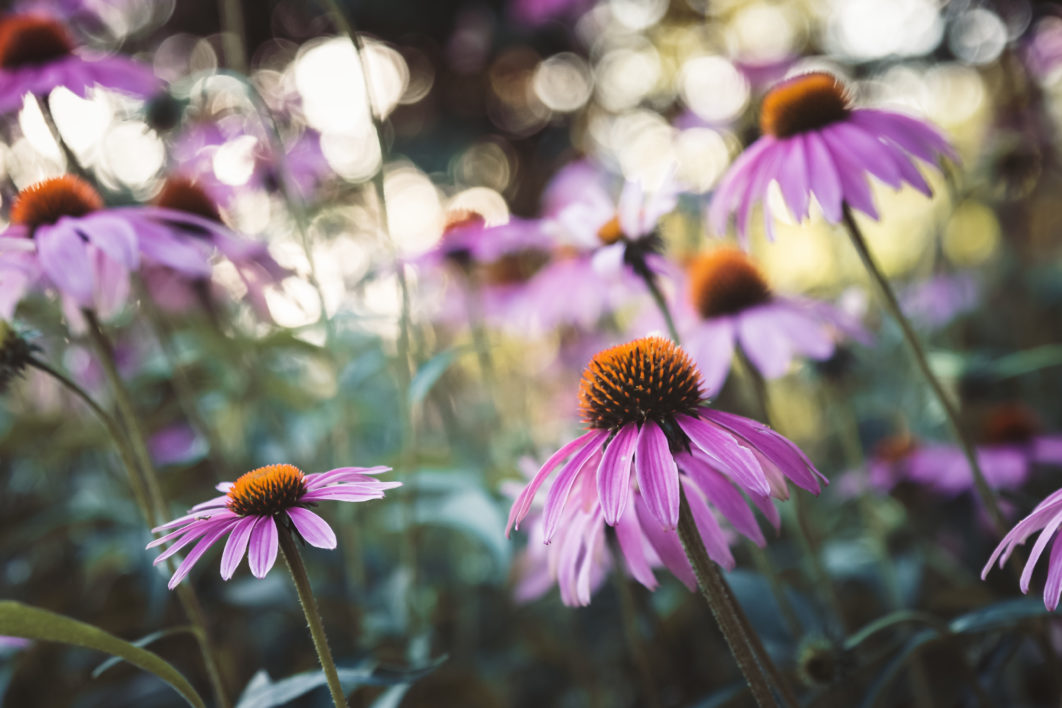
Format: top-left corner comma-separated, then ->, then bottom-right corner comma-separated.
226,463 -> 307,517
482,250 -> 548,286
760,72 -> 851,139
579,336 -> 704,430
443,208 -> 486,235
981,404 -> 1039,446
0,15 -> 75,69
154,177 -> 221,223
597,215 -> 624,245
874,433 -> 918,463
687,248 -> 772,319
10,176 -> 103,230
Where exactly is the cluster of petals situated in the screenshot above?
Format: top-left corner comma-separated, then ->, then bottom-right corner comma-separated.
0,12 -> 159,114
148,465 -> 399,589
708,73 -> 957,242
983,488 -> 1062,610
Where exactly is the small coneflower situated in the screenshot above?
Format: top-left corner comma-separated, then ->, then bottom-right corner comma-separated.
709,71 -> 956,241
0,13 -> 158,113
148,463 -> 399,589
507,336 -> 825,542
675,247 -> 867,394
982,487 -> 1062,610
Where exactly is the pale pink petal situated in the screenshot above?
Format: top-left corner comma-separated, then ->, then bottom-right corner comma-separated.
1020,514 -> 1062,593
675,413 -> 771,496
635,420 -> 680,529
597,423 -> 639,525
507,430 -> 605,535
287,507 -> 337,549
614,502 -> 658,590
685,318 -> 736,397
543,442 -> 604,542
736,306 -> 794,379
248,516 -> 279,578
219,516 -> 257,580
775,136 -> 810,222
803,132 -> 843,224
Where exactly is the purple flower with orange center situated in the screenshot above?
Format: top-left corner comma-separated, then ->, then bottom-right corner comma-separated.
709,72 -> 956,241
148,463 -> 399,589
983,487 -> 1062,610
507,336 -> 825,547
675,247 -> 867,394
0,13 -> 158,113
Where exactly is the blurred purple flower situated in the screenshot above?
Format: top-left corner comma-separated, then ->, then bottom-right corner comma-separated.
899,272 -> 979,330
983,487 -> 1062,610
150,424 -> 206,466
651,247 -> 867,395
709,72 -> 956,242
148,463 -> 399,589
508,336 -> 824,552
510,0 -> 594,27
0,13 -> 158,114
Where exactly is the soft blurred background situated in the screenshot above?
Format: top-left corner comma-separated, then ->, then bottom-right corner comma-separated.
3,0 -> 1062,706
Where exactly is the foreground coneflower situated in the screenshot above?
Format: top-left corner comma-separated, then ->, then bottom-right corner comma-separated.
507,336 -> 825,537
148,463 -> 399,589
675,247 -> 867,394
709,71 -> 955,241
983,488 -> 1062,610
0,13 -> 158,113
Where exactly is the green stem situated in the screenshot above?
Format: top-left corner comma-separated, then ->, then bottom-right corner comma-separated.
81,311 -> 231,708
840,206 -> 1006,534
640,266 -> 681,344
26,355 -> 152,524
218,0 -> 248,73
37,96 -> 88,180
279,527 -> 347,708
677,488 -> 784,708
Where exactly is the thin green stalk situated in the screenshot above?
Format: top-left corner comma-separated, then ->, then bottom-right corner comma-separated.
840,206 -> 1006,534
606,535 -> 662,708
37,96 -> 88,180
278,527 -> 347,708
26,355 -> 152,522
81,310 -> 231,708
677,488 -> 784,708
640,266 -> 681,344
218,0 -> 248,73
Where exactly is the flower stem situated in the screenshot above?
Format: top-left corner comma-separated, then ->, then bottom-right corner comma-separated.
635,260 -> 681,343
677,487 -> 785,707
840,206 -> 1006,534
26,355 -> 152,523
81,310 -> 231,708
37,96 -> 88,180
279,526 -> 347,708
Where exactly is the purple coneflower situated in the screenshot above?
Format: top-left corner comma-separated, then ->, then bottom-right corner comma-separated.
148,463 -> 399,589
0,13 -> 158,113
709,72 -> 956,241
675,247 -> 867,394
507,336 -> 825,541
982,487 -> 1062,610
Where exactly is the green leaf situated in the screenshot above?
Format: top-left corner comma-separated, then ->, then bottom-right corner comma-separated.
91,626 -> 198,679
0,601 -> 204,708
949,596 -> 1047,634
408,347 -> 466,406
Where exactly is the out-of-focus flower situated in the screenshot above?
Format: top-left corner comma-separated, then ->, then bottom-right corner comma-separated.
507,336 -> 824,578
414,209 -> 551,334
709,72 -> 956,242
671,247 -> 867,394
0,13 -> 158,114
509,0 -> 593,27
525,164 -> 677,330
870,405 -> 1062,497
982,487 -> 1062,610
899,272 -> 980,330
148,464 -> 399,589
0,321 -> 34,394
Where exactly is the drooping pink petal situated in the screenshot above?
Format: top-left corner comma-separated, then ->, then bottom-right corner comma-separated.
1043,533 -> 1062,611
597,423 -> 639,525
167,519 -> 240,589
1020,514 -> 1062,593
614,502 -> 658,590
287,507 -> 338,549
775,136 -> 810,222
635,420 -> 680,530
80,214 -> 140,268
507,429 -> 605,535
982,490 -> 1062,576
634,492 -> 696,590
685,318 -> 736,397
36,223 -> 94,305
153,518 -> 231,564
248,516 -> 279,578
708,137 -> 776,237
675,414 -> 771,496
803,132 -> 843,224
543,443 -> 604,543
736,306 -> 794,379
818,126 -> 880,219
298,488 -> 388,503
219,516 -> 258,580
682,476 -> 735,570
680,456 -> 765,546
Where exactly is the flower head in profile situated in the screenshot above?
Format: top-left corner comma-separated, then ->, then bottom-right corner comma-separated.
0,13 -> 158,113
709,72 -> 956,241
508,336 -> 824,562
674,247 -> 868,394
148,464 -> 399,589
982,487 -> 1062,610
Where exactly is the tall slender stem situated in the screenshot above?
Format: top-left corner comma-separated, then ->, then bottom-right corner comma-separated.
677,488 -> 782,708
37,96 -> 88,180
218,0 -> 248,73
279,527 -> 347,708
80,310 -> 231,708
840,206 -> 1006,534
636,260 -> 681,344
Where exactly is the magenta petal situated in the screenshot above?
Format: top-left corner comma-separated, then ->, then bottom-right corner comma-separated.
803,133 -> 843,224
775,136 -> 810,222
682,457 -> 765,546
219,516 -> 257,580
686,319 -> 736,397
1043,533 -> 1062,611
736,306 -> 793,379
37,224 -> 94,305
167,519 -> 238,589
1020,514 -> 1062,593
543,442 -> 603,543
675,414 -> 770,496
248,516 -> 279,578
682,476 -> 735,569
597,423 -> 639,525
635,421 -> 680,530
507,429 -> 604,535
80,214 -> 140,268
708,137 -> 775,236
634,492 -> 696,590
287,507 -> 337,549
614,502 -> 658,590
